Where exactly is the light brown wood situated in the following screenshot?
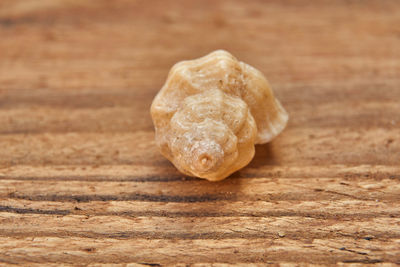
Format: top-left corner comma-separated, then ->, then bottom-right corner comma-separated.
0,0 -> 399,265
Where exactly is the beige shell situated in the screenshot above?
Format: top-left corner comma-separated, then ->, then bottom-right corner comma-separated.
151,50 -> 288,181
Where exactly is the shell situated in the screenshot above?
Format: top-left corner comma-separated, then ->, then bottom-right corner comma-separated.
151,50 -> 288,181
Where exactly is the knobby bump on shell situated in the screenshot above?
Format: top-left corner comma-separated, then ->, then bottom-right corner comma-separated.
151,50 -> 288,181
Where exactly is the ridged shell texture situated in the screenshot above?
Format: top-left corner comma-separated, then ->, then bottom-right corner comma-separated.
151,50 -> 288,181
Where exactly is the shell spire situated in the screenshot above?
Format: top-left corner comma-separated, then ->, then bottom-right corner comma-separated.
151,50 -> 288,181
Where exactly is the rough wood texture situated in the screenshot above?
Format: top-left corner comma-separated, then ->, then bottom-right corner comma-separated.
0,0 -> 399,265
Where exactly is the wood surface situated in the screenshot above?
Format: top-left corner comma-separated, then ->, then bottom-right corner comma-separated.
0,0 -> 399,265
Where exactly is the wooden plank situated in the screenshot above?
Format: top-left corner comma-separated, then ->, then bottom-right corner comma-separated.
0,0 -> 400,265
1,212 -> 400,240
2,198 -> 399,219
0,237 -> 398,265
0,1 -> 399,92
0,100 -> 398,134
0,237 -> 398,264
1,164 -> 399,180
1,80 -> 400,107
1,177 -> 400,202
0,128 -> 398,165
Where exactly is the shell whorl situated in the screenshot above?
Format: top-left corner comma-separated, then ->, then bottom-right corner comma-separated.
166,89 -> 255,180
151,50 -> 288,181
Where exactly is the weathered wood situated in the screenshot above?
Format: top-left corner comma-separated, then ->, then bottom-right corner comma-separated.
0,128 -> 398,166
2,177 -> 400,202
0,100 -> 398,133
1,212 -> 400,239
0,0 -> 399,265
1,236 -> 398,265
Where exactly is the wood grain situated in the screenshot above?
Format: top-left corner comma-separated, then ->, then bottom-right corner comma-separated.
0,0 -> 399,265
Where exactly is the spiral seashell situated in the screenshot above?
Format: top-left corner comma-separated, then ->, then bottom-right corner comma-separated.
151,50 -> 288,181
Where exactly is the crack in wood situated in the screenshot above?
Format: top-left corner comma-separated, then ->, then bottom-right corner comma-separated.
7,192 -> 235,203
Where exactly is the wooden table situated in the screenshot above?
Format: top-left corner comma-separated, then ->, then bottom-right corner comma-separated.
0,0 -> 399,265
